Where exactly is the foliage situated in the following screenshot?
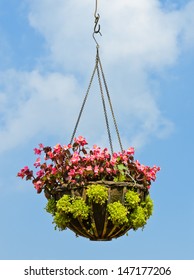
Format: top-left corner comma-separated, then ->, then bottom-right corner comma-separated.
56,195 -> 72,213
124,190 -> 154,230
125,190 -> 140,210
107,201 -> 129,226
17,136 -> 160,195
86,184 -> 108,205
47,194 -> 90,230
54,212 -> 70,230
45,198 -> 56,215
129,206 -> 147,230
140,195 -> 154,219
70,198 -> 90,219
45,184 -> 154,233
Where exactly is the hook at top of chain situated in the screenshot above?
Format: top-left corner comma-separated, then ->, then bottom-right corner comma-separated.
93,0 -> 102,48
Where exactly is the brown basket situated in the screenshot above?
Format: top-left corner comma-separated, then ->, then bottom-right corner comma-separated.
45,181 -> 149,241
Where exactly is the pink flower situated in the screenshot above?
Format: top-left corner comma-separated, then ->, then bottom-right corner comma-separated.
71,152 -> 80,164
36,170 -> 45,177
54,144 -> 62,154
63,145 -> 69,150
94,166 -> 99,174
103,148 -> 110,159
93,145 -> 101,153
68,169 -> 76,177
47,151 -> 54,159
110,157 -> 117,166
77,167 -> 84,175
145,166 -> 160,181
74,136 -> 88,146
126,147 -> 135,155
34,157 -> 41,168
135,160 -> 145,172
18,136 -> 160,193
17,166 -> 30,179
51,167 -> 57,175
86,166 -> 92,171
23,166 -> 29,172
34,181 -> 43,193
90,155 -> 96,162
121,154 -> 128,164
17,172 -> 25,179
135,160 -> 160,182
106,168 -> 112,174
100,167 -> 104,173
96,152 -> 105,160
83,154 -> 90,162
113,152 -> 118,158
34,148 -> 42,155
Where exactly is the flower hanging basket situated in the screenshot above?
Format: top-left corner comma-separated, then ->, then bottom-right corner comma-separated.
17,0 -> 161,241
18,136 -> 160,241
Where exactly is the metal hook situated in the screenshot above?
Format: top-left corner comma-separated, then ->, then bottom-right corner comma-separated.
94,14 -> 101,35
93,0 -> 102,47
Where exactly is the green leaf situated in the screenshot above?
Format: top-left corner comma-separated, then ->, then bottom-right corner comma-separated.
117,164 -> 125,171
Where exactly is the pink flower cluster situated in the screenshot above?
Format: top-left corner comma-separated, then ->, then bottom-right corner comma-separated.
135,160 -> 160,182
17,136 -> 160,194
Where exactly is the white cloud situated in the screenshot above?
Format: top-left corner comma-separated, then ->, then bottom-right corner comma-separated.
0,0 -> 194,153
0,70 -> 82,153
27,0 -> 194,70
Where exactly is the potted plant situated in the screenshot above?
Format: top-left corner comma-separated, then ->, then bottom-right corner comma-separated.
18,136 -> 160,241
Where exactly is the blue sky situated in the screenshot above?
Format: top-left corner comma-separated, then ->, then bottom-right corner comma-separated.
0,0 -> 194,260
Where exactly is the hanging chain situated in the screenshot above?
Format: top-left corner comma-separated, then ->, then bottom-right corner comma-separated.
70,48 -> 123,153
70,0 -> 123,153
70,62 -> 97,145
98,56 -> 123,152
96,49 -> 114,154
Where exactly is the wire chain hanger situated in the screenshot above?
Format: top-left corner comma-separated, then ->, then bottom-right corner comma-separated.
93,0 -> 102,47
70,0 -> 123,154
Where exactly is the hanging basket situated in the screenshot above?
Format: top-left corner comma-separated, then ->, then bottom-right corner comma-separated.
18,136 -> 160,241
45,181 -> 150,241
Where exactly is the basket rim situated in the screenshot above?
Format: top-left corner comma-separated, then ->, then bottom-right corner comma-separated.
46,180 -> 148,194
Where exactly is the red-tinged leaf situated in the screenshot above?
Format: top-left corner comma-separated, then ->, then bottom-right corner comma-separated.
82,148 -> 87,155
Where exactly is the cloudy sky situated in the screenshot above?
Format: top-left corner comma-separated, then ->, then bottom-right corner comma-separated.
0,0 -> 194,259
